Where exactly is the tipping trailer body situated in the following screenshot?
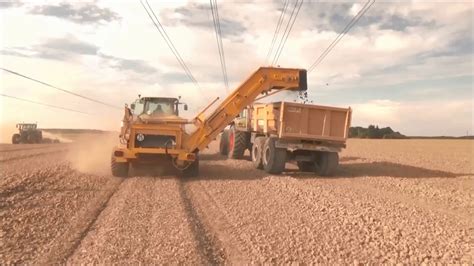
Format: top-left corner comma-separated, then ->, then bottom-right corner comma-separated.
221,101 -> 352,175
238,101 -> 351,143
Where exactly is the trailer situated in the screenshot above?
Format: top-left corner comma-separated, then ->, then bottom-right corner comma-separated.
220,101 -> 352,175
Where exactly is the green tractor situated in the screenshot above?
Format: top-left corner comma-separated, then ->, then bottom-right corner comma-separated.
11,123 -> 43,144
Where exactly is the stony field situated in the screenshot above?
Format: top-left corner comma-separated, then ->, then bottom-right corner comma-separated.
0,137 -> 472,264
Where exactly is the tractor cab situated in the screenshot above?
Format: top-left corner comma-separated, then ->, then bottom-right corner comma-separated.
17,123 -> 38,131
131,97 -> 188,118
12,123 -> 43,144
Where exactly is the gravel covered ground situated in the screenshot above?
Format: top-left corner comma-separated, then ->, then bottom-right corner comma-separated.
0,138 -> 473,264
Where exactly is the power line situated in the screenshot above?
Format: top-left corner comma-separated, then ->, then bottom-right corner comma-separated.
272,0 -> 304,66
140,0 -> 200,89
0,93 -> 90,115
265,0 -> 289,65
214,0 -> 229,91
210,0 -> 229,91
0,68 -> 121,110
308,0 -> 375,72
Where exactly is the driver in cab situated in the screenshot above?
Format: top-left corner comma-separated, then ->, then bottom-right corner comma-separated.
152,105 -> 164,115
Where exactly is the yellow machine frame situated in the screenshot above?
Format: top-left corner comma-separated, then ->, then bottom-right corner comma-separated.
113,67 -> 307,170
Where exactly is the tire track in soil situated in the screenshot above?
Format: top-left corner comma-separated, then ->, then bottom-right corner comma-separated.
0,146 -> 55,153
0,149 -> 67,163
0,154 -> 69,195
184,181 -> 261,263
37,178 -> 124,264
178,179 -> 226,265
67,177 -> 207,264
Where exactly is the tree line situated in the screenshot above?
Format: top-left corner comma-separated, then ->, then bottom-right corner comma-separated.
349,125 -> 407,139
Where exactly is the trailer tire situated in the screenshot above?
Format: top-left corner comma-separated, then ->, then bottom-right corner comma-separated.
314,152 -> 339,176
251,137 -> 266,169
219,130 -> 229,155
227,125 -> 248,159
11,134 -> 21,144
262,137 -> 286,174
111,156 -> 129,177
297,161 -> 313,172
182,155 -> 199,178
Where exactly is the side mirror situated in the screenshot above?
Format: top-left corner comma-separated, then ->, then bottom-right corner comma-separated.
184,104 -> 188,111
131,103 -> 135,110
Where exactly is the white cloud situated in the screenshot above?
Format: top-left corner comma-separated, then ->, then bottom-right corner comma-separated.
0,1 -> 472,136
352,99 -> 473,136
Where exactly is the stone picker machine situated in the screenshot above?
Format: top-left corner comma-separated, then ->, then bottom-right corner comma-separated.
111,67 -> 307,177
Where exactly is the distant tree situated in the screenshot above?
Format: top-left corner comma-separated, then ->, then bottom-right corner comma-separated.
349,125 -> 406,139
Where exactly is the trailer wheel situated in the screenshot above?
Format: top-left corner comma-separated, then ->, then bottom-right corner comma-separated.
297,161 -> 314,172
314,152 -> 339,176
219,130 -> 229,155
227,125 -> 248,159
251,137 -> 266,169
182,155 -> 199,177
262,137 -> 286,174
111,156 -> 129,177
11,134 -> 21,144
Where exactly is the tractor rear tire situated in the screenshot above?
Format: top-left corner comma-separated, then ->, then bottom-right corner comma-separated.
251,137 -> 266,169
111,156 -> 129,177
182,155 -> 199,178
11,134 -> 21,144
227,125 -> 248,159
219,130 -> 229,155
314,152 -> 339,176
262,137 -> 287,174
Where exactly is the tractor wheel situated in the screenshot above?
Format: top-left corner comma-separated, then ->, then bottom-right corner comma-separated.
11,134 -> 21,144
111,156 -> 129,177
262,137 -> 287,174
227,125 -> 248,159
181,155 -> 199,178
219,130 -> 229,155
314,152 -> 339,176
297,161 -> 314,172
251,137 -> 266,169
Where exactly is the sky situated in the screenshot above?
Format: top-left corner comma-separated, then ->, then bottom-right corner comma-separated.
0,0 -> 473,137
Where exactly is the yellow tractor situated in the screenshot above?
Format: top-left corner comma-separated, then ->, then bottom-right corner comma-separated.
111,67 -> 307,177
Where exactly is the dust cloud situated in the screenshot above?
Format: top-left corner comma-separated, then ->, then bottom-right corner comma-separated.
42,131 -> 73,143
0,121 -> 17,144
66,133 -> 118,175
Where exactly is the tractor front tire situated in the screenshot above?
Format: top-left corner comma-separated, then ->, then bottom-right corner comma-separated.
251,137 -> 266,169
227,126 -> 248,159
11,134 -> 21,144
111,156 -> 129,177
219,130 -> 229,156
262,137 -> 287,174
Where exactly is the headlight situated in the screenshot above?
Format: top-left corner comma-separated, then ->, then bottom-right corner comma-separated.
136,133 -> 145,141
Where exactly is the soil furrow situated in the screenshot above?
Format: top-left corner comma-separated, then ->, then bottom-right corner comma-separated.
0,149 -> 67,163
185,180 -> 260,263
178,180 -> 226,264
57,178 -> 124,264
